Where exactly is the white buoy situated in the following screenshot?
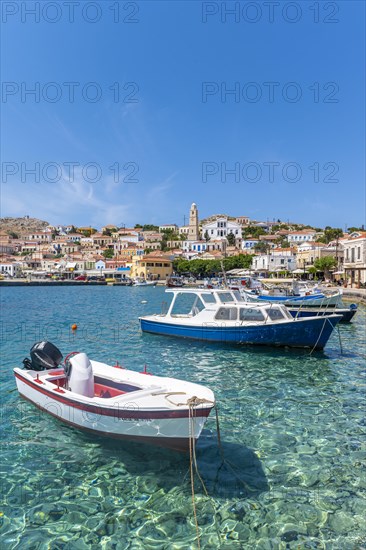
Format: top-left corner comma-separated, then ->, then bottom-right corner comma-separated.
141,300 -> 147,304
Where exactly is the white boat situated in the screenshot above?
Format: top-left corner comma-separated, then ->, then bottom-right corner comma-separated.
14,342 -> 215,451
140,289 -> 342,350
133,277 -> 158,286
240,279 -> 343,307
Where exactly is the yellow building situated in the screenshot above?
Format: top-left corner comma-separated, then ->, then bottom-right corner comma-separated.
131,254 -> 173,280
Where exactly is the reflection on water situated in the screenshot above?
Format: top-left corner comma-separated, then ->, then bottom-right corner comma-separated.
0,286 -> 365,548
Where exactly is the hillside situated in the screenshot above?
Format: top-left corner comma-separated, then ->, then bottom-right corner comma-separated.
0,216 -> 50,236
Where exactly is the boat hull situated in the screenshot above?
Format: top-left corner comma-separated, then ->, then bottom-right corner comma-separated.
243,292 -> 342,307
14,371 -> 211,452
140,315 -> 342,350
288,307 -> 357,323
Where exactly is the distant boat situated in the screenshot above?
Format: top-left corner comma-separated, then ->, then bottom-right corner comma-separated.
133,277 -> 157,287
139,289 -> 342,350
166,276 -> 184,288
14,342 -> 215,452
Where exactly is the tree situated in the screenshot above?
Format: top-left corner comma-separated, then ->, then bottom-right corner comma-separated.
242,226 -> 267,239
254,241 -> 269,253
314,256 -> 337,276
142,224 -> 159,232
102,249 -> 114,259
317,227 -> 343,244
204,230 -> 210,242
226,232 -> 236,246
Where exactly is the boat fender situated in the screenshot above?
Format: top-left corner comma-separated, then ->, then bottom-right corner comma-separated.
350,303 -> 358,310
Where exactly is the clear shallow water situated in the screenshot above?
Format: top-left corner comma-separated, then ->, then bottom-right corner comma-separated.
0,286 -> 365,549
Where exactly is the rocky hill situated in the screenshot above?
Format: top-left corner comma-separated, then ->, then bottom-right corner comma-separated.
0,216 -> 50,236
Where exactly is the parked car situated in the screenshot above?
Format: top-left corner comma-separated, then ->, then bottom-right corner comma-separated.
75,275 -> 87,281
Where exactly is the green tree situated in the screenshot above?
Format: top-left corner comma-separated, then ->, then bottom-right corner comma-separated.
317,227 -> 343,244
226,232 -> 236,246
204,230 -> 210,242
242,226 -> 267,239
254,241 -> 270,253
142,224 -> 159,232
102,249 -> 114,259
314,256 -> 337,276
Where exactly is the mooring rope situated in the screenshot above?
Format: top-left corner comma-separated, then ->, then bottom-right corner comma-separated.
337,325 -> 344,354
309,317 -> 328,355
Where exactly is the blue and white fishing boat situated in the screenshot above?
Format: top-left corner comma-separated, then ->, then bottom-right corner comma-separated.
139,289 -> 342,350
240,280 -> 343,307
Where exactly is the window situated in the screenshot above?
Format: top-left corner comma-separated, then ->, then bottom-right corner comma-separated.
215,307 -> 237,321
239,308 -> 265,322
351,248 -> 355,262
218,292 -> 235,303
358,247 -> 361,259
267,308 -> 285,321
201,293 -> 216,304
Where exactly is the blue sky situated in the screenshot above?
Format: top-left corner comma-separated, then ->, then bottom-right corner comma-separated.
1,1 -> 365,229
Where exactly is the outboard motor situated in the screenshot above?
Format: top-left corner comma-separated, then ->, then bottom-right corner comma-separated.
23,341 -> 63,371
65,353 -> 94,398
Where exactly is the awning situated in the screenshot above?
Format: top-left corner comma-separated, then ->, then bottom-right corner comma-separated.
292,268 -> 305,274
332,270 -> 345,275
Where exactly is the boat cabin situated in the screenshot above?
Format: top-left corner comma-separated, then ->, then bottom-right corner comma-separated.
162,289 -> 293,324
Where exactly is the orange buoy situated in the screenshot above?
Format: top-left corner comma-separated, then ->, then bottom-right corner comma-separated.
71,324 -> 78,331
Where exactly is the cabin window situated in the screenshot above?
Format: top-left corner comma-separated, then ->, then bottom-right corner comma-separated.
201,293 -> 216,304
239,308 -> 265,321
232,290 -> 242,302
215,307 -> 238,321
218,292 -> 235,303
267,308 -> 285,321
171,293 -> 204,317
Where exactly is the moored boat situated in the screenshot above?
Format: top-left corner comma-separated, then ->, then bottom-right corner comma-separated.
14,342 -> 215,451
139,289 -> 342,350
287,303 -> 358,323
133,277 -> 158,287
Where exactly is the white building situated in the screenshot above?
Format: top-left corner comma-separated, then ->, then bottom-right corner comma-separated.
0,262 -> 22,277
288,230 -> 317,244
159,224 -> 178,233
252,250 -> 296,273
242,239 -> 260,251
201,216 -> 242,240
343,232 -> 366,286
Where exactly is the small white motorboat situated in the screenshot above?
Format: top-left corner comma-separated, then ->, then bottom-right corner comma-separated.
133,277 -> 158,287
14,342 -> 215,451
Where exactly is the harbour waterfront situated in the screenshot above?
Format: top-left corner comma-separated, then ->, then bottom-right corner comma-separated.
1,286 -> 365,548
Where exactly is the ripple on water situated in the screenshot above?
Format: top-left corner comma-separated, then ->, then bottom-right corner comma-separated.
0,286 -> 365,548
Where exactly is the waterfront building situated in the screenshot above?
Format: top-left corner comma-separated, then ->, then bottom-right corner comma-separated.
0,262 -> 22,277
343,232 -> 366,286
252,249 -> 296,273
130,254 -> 173,280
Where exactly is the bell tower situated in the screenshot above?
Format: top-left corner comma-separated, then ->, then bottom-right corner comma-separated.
188,202 -> 199,241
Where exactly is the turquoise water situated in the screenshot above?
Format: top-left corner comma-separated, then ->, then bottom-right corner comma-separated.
0,286 -> 365,549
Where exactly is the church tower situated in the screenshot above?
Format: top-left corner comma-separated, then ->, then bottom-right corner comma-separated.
188,202 -> 199,241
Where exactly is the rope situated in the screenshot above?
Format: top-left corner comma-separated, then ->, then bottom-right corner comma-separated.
337,325 -> 343,354
188,404 -> 201,549
309,317 -> 328,355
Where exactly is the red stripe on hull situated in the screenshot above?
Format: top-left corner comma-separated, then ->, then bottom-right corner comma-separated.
14,372 -> 212,420
18,393 -> 194,452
